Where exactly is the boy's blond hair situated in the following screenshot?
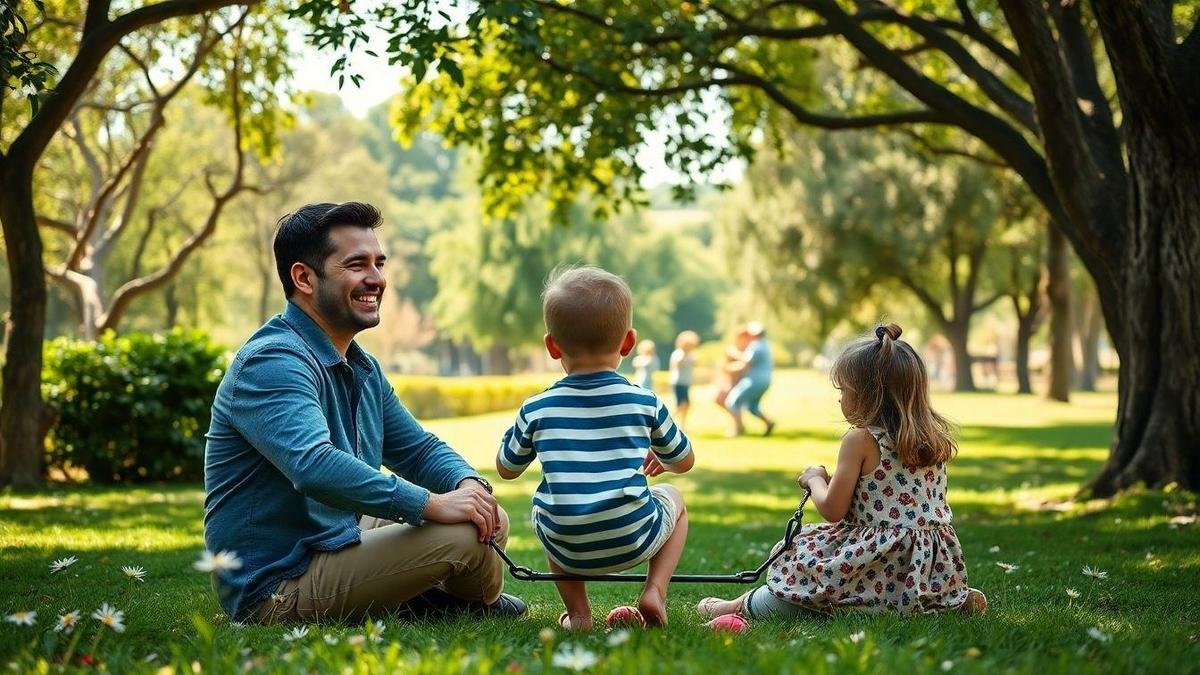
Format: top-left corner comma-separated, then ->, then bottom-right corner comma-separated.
543,265 -> 632,356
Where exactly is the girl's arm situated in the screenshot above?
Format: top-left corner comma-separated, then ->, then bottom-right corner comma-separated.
804,429 -> 873,522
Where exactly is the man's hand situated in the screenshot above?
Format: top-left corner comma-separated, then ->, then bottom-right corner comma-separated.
643,451 -> 667,478
423,483 -> 499,542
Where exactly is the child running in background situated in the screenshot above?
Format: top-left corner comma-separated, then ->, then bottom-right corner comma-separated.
697,323 -> 986,621
632,339 -> 659,390
668,330 -> 700,428
496,266 -> 695,630
713,331 -> 751,408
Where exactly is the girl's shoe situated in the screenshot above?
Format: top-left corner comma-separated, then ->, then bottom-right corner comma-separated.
696,597 -> 729,619
959,588 -> 988,615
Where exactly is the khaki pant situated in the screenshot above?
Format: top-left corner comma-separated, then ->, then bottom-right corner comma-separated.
252,508 -> 509,623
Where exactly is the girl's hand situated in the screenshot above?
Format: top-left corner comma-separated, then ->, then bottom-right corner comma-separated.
798,466 -> 829,489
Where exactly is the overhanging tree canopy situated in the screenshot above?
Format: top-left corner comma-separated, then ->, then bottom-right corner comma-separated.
296,0 -> 1200,495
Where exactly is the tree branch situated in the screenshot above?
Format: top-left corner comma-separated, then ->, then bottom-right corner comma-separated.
37,216 -> 77,236
899,129 -> 1007,168
895,272 -> 949,326
8,0 -> 258,167
99,27 -> 253,332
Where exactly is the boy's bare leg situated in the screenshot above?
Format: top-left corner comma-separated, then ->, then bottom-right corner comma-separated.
639,485 -> 688,627
548,558 -> 593,630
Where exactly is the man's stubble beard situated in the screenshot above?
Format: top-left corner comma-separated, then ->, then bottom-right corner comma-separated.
314,279 -> 380,333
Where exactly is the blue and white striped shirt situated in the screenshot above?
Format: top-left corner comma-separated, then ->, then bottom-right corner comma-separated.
497,370 -> 693,573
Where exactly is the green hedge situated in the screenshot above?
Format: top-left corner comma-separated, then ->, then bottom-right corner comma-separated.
390,374 -> 556,419
42,330 -> 226,483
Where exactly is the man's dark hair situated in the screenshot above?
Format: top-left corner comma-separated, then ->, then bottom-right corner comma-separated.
273,202 -> 383,298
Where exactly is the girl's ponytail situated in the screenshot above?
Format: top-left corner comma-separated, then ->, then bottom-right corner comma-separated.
832,323 -> 957,467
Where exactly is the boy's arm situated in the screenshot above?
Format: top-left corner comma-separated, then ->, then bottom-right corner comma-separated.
495,409 -> 536,480
804,429 -> 871,522
647,397 -> 694,473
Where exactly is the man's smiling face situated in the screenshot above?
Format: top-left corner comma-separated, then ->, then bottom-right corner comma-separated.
313,225 -> 388,332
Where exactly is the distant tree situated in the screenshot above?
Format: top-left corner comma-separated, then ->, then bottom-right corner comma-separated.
1,0 -> 263,488
721,128 -> 1013,391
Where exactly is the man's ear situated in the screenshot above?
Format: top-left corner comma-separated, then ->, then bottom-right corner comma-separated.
544,333 -> 564,360
291,262 -> 318,297
618,329 -> 637,356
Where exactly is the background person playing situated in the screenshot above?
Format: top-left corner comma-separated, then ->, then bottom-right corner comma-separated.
631,338 -> 660,390
697,323 -> 985,621
723,321 -> 776,436
668,330 -> 700,428
496,266 -> 695,630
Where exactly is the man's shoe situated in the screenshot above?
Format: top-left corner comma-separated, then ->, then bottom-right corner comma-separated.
398,587 -> 527,619
481,593 -> 527,618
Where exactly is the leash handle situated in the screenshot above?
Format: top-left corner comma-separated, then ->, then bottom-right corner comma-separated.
487,487 -> 812,584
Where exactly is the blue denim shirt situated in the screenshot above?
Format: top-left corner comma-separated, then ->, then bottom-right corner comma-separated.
203,302 -> 480,620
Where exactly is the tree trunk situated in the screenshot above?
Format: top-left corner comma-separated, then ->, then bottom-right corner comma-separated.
0,168 -> 51,488
164,283 -> 180,329
1075,284 -> 1103,391
1014,304 -> 1037,395
1045,222 -> 1072,401
485,343 -> 513,375
945,320 -> 975,392
1087,131 -> 1200,495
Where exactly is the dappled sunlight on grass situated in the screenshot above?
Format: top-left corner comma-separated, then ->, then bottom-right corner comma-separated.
3,370 -> 1198,672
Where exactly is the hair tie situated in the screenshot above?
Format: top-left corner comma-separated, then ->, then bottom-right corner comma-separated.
875,325 -> 887,341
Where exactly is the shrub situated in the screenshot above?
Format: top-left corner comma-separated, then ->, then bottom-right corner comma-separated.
390,374 -> 556,419
42,329 -> 227,483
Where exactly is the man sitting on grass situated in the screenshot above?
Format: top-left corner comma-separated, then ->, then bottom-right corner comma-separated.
202,201 -> 525,624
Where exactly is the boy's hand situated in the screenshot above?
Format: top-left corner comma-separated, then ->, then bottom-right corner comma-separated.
643,451 -> 667,478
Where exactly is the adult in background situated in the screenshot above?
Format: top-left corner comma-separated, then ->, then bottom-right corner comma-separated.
724,321 -> 776,436
202,201 -> 525,624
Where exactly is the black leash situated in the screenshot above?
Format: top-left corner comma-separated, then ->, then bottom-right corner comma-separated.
487,489 -> 811,583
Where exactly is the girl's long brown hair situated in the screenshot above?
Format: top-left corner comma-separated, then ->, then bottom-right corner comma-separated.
830,323 -> 957,467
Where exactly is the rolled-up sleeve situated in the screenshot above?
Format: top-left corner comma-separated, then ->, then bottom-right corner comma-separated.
230,347 -> 430,523
380,378 -> 479,517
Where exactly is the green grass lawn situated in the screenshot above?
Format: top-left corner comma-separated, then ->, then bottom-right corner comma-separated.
2,370 -> 1198,673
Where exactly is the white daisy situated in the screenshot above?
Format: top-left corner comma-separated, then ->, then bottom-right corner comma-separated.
848,630 -> 865,643
346,634 -> 366,648
122,565 -> 147,582
988,546 -> 1000,553
1065,588 -> 1081,599
1081,565 -> 1108,579
92,603 -> 125,633
606,629 -> 630,647
54,610 -> 80,633
5,611 -> 36,626
283,626 -> 309,642
323,634 -> 339,646
1087,627 -> 1112,643
552,644 -> 599,671
941,660 -> 955,671
193,550 -> 243,573
365,622 -> 385,644
995,562 -> 1019,574
49,556 -> 79,574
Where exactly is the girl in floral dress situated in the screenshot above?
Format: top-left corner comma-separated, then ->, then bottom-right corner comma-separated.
697,323 -> 986,621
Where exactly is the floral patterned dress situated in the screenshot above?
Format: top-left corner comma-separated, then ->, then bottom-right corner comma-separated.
766,426 -> 969,614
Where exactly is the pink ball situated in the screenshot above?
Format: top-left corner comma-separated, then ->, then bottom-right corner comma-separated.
707,614 -> 750,633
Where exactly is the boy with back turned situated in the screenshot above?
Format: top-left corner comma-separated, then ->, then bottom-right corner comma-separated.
496,266 -> 695,630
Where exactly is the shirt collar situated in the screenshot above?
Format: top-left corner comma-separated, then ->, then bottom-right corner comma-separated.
281,301 -> 370,370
